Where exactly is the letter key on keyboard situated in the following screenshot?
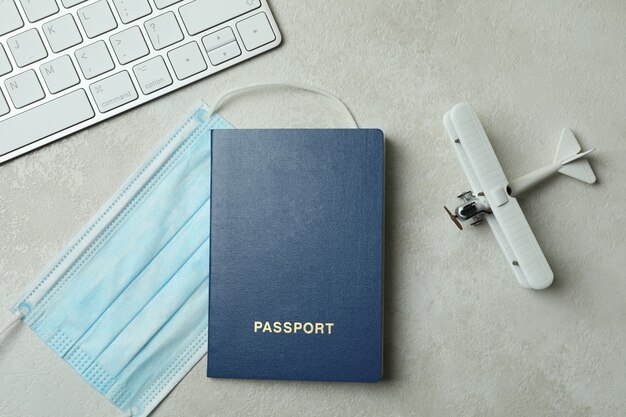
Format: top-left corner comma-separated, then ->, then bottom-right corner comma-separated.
0,0 -> 24,36
42,14 -> 83,53
19,0 -> 59,23
78,0 -> 118,38
40,55 -> 80,94
7,29 -> 48,67
4,70 -> 45,109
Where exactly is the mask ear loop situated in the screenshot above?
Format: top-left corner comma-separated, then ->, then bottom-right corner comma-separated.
204,82 -> 359,128
0,311 -> 24,340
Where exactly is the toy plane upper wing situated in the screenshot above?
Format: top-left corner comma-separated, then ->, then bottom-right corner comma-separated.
443,103 -> 553,289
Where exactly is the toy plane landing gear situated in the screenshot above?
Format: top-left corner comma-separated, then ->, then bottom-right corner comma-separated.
443,103 -> 596,290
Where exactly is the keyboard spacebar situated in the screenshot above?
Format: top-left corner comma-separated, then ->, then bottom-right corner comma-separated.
0,89 -> 95,157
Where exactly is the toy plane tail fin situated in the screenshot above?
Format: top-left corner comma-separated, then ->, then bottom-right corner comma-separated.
555,128 -> 596,184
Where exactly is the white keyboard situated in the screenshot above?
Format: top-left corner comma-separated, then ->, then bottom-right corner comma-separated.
0,0 -> 282,163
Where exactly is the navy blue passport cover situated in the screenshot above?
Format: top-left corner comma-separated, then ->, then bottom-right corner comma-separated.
208,129 -> 384,382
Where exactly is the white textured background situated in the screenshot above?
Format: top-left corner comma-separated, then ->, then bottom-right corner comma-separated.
1,1 -> 625,416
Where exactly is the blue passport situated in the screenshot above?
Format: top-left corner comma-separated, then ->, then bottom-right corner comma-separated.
208,129 -> 384,382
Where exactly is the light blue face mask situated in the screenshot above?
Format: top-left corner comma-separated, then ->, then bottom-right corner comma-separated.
0,83 -> 359,417
1,103 -> 230,417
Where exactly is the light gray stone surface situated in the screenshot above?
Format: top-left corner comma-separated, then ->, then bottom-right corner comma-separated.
1,1 -> 625,416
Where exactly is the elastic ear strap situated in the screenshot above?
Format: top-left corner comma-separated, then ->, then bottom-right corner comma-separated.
205,82 -> 359,128
0,311 -> 23,340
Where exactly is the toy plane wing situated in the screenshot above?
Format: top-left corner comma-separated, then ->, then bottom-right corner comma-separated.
443,103 -> 553,289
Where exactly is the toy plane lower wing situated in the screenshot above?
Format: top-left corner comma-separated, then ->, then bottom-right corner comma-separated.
443,103 -> 553,289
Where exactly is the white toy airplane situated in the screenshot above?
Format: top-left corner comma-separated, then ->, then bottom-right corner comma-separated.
443,103 -> 596,290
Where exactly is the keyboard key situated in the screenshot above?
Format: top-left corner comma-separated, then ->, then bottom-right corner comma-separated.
201,27 -> 235,52
144,12 -> 183,51
43,14 -> 82,53
110,26 -> 149,65
133,56 -> 172,95
0,0 -> 24,36
78,0 -> 117,38
0,0 -> 283,164
4,70 -> 45,109
112,0 -> 151,24
0,90 -> 9,116
40,55 -> 79,93
75,41 -> 115,79
201,27 -> 240,66
167,41 -> 206,80
0,45 -> 12,77
7,29 -> 48,68
154,0 -> 180,9
179,0 -> 260,36
19,0 -> 59,23
236,13 -> 275,51
61,0 -> 87,7
89,70 -> 138,113
207,41 -> 240,66
0,89 -> 94,157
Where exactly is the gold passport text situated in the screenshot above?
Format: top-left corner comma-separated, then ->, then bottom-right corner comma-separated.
254,321 -> 335,334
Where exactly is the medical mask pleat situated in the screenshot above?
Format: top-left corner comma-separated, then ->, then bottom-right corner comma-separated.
28,120 -> 214,358
64,199 -> 211,374
79,240 -> 210,393
107,280 -> 209,412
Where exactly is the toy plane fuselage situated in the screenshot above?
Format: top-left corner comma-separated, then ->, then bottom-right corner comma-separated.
443,103 -> 596,290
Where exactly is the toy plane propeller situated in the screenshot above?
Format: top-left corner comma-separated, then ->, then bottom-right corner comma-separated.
443,103 -> 596,290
